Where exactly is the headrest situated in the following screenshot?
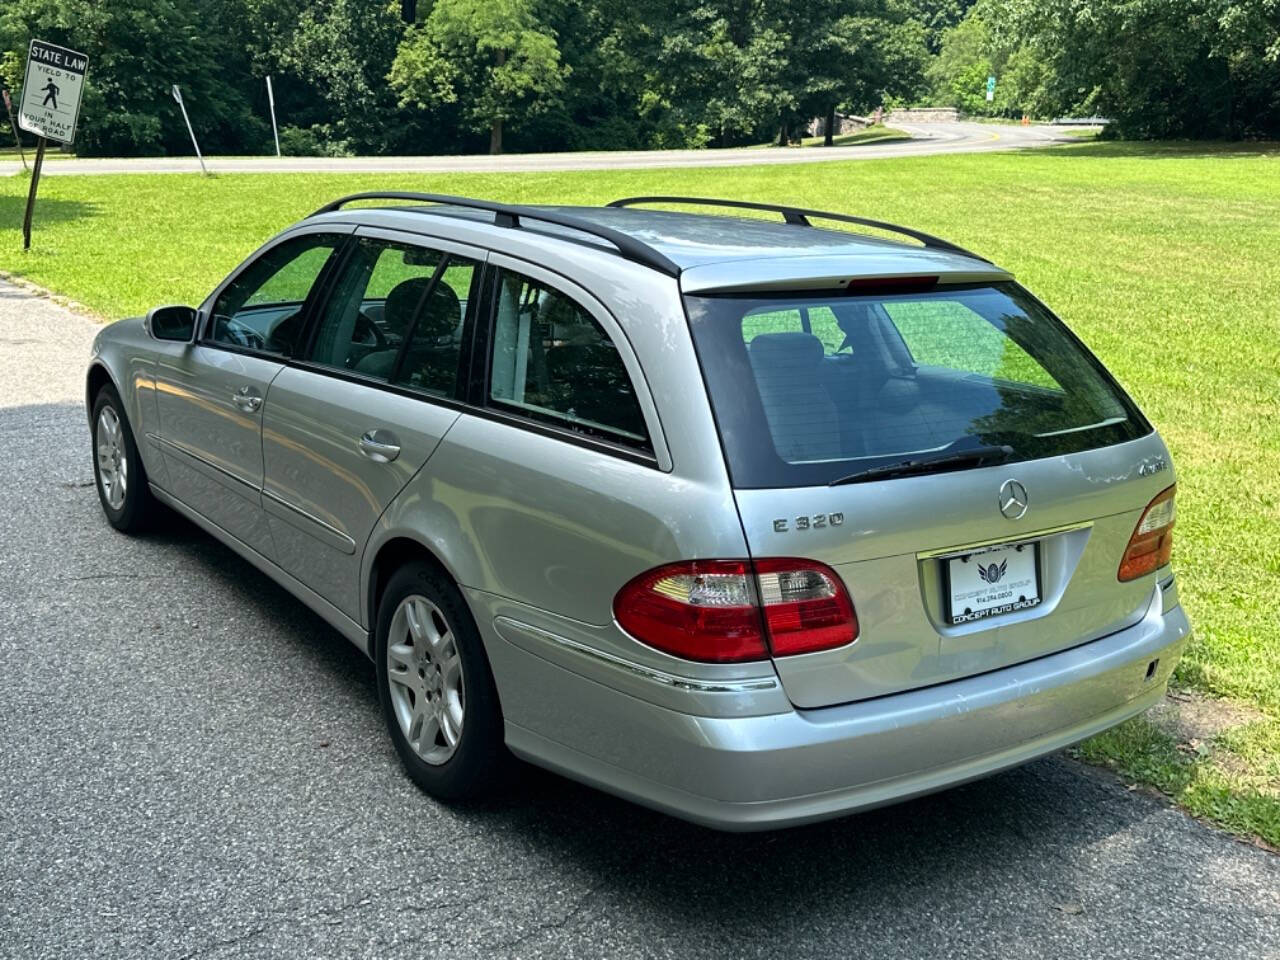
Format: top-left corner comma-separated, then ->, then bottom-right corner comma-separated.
384,277 -> 461,339
748,332 -> 824,369
384,277 -> 433,337
416,282 -> 461,339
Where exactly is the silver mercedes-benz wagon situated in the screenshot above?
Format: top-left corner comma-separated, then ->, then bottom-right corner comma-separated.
87,193 -> 1190,830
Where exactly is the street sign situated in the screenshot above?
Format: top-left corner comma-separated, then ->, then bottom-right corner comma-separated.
266,75 -> 281,157
986,75 -> 996,103
170,84 -> 208,176
18,38 -> 88,145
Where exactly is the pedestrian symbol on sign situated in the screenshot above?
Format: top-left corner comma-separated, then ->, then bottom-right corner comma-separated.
41,79 -> 59,109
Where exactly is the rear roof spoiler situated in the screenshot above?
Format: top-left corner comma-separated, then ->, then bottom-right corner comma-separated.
678,255 -> 1013,295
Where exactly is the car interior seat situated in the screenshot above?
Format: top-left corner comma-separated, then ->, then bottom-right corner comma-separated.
355,278 -> 460,391
747,332 -> 843,462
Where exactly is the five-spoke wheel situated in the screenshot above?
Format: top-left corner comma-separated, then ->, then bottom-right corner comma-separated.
375,561 -> 508,800
90,384 -> 157,533
386,595 -> 466,765
96,405 -> 128,511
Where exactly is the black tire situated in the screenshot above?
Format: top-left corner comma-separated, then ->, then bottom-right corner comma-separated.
90,384 -> 158,534
375,561 -> 509,801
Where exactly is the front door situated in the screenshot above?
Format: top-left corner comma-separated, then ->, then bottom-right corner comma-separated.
261,228 -> 484,620
155,228 -> 350,556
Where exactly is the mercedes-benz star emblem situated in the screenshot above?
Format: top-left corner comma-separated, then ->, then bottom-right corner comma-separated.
998,479 -> 1028,520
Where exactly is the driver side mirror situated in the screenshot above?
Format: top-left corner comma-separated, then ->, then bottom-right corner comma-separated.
145,304 -> 198,342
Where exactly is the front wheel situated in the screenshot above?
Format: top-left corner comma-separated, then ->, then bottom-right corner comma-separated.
91,384 -> 157,533
375,561 -> 509,801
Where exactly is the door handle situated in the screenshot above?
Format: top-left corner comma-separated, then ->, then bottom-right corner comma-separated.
233,385 -> 262,413
358,430 -> 401,463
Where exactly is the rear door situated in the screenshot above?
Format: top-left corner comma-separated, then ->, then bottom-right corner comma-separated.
155,227 -> 349,557
684,281 -> 1175,708
260,228 -> 485,620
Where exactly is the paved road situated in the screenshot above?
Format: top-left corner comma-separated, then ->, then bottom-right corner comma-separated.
1,278 -> 1276,959
0,122 -> 1087,177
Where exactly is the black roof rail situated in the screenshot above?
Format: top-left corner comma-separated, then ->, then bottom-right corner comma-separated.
607,196 -> 990,263
310,191 -> 681,277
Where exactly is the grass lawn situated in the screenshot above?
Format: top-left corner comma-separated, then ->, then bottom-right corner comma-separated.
2,141 -> 1278,843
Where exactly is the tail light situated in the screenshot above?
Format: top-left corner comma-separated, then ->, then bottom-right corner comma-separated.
1118,485 -> 1176,581
613,558 -> 858,663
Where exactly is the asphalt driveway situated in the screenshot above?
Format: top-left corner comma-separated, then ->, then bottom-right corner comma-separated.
1,278 -> 1276,959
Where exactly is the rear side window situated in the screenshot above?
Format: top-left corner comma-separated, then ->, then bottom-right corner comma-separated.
307,237 -> 478,396
309,238 -> 443,380
487,269 -> 649,448
685,283 -> 1147,488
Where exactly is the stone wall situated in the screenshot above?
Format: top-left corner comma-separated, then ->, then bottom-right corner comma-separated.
884,107 -> 959,123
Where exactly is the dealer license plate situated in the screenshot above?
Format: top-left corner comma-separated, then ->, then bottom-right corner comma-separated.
946,541 -> 1041,625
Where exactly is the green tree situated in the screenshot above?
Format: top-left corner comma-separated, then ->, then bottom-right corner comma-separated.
980,0 -> 1280,136
248,0 -> 409,154
0,0 -> 266,155
803,2 -> 928,143
390,0 -> 568,154
904,0 -> 975,52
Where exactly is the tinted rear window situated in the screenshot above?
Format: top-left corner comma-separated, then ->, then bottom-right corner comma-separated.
684,283 -> 1148,488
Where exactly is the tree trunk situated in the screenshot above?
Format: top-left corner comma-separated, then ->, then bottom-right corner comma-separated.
824,106 -> 836,146
777,121 -> 787,146
399,0 -> 416,22
489,48 -> 507,155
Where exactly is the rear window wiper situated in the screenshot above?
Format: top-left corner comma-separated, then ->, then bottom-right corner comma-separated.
828,444 -> 1015,486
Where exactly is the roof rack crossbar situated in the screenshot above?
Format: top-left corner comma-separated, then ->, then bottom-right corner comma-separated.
606,196 -> 990,263
310,191 -> 681,276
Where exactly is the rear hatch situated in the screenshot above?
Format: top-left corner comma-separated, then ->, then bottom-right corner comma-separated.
684,277 -> 1175,708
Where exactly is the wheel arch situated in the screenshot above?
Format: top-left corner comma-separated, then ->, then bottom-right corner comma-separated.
86,361 -> 120,425
365,535 -> 459,645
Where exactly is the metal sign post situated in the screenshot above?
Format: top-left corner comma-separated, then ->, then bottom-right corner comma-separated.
2,88 -> 27,170
266,75 -> 280,157
17,38 -> 89,251
171,84 -> 208,176
21,139 -> 46,249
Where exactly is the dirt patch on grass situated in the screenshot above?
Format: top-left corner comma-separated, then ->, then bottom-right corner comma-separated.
1151,691 -> 1279,795
1151,690 -> 1267,744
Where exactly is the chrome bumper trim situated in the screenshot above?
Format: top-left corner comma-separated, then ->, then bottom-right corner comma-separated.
493,616 -> 779,695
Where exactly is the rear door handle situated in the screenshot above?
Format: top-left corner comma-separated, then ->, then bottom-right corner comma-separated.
233,385 -> 262,413
358,429 -> 401,463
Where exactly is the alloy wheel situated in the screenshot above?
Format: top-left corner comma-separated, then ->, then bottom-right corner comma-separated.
96,406 -> 127,511
386,595 -> 466,765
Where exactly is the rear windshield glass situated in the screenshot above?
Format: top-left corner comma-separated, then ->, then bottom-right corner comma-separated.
684,283 -> 1148,488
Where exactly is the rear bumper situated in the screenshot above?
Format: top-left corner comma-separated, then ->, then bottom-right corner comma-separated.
493,583 -> 1191,831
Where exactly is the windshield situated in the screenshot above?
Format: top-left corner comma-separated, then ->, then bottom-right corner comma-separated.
684,282 -> 1148,488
